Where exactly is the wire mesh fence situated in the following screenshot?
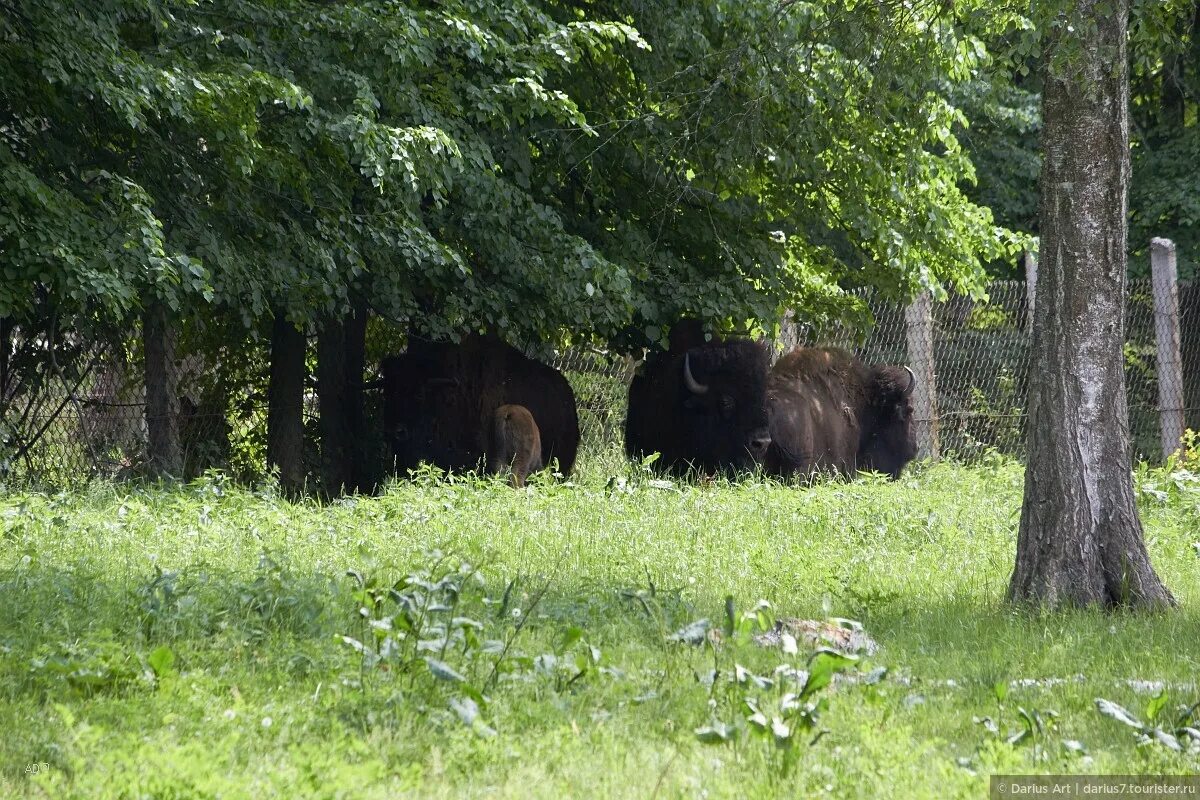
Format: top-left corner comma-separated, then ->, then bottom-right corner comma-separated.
4,277 -> 1200,488
535,347 -> 638,459
788,282 -> 1034,462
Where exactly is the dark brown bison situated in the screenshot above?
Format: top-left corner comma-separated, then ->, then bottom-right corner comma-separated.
488,404 -> 543,488
766,346 -> 918,480
625,325 -> 773,474
382,334 -> 579,478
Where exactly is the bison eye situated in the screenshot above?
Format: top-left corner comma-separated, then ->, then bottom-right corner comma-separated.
719,394 -> 736,418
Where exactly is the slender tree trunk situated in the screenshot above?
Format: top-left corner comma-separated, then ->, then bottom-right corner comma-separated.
267,312 -> 306,493
343,301 -> 369,492
317,316 -> 347,495
1010,0 -> 1173,609
315,302 -> 369,495
0,316 -> 12,406
143,298 -> 183,478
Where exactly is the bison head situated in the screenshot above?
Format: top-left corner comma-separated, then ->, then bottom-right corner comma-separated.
858,365 -> 918,479
672,340 -> 773,472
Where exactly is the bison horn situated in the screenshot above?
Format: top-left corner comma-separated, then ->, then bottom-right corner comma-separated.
682,352 -> 709,395
903,366 -> 916,393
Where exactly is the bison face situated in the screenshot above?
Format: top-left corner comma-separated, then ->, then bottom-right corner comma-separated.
859,365 -> 918,479
675,341 -> 773,473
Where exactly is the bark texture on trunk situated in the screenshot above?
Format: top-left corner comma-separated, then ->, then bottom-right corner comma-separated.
267,312 -> 306,493
316,302 -> 369,495
342,301 -> 369,492
317,317 -> 347,495
0,316 -> 13,413
1010,0 -> 1173,609
143,299 -> 183,478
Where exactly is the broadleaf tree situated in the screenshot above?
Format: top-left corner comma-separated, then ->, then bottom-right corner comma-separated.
2,0 -> 1027,485
1010,0 -> 1174,609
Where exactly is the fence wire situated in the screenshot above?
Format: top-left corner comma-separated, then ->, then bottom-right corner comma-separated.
3,278 -> 1199,487
789,282 -> 1033,461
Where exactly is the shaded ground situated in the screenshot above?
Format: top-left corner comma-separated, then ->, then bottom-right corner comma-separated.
1,458 -> 1198,798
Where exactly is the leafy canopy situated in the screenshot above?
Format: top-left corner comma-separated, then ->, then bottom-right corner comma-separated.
2,0 -> 1023,346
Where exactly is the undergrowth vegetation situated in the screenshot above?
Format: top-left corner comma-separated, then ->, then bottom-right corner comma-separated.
2,456 -> 1199,798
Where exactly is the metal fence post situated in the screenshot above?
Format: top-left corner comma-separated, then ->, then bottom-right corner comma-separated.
1151,237 -> 1184,460
770,310 -> 802,365
1024,250 -> 1038,329
905,290 -> 939,461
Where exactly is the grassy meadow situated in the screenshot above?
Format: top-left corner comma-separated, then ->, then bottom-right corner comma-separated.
2,454 -> 1199,798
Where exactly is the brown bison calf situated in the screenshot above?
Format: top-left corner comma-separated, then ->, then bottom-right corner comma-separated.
489,404 -> 543,488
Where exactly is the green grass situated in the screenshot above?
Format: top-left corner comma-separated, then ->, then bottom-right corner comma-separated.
2,457 -> 1199,798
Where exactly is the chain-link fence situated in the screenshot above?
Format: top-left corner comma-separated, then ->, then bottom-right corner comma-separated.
4,277 -> 1200,487
1,340 -> 258,485
789,282 -> 1035,462
781,279 -> 1200,464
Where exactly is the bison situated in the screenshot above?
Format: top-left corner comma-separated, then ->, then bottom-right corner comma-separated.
382,334 -> 579,478
766,346 -> 918,480
488,404 -> 543,488
625,324 -> 773,475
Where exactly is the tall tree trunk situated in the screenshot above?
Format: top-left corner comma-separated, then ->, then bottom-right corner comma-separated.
1010,0 -> 1173,609
343,301 -> 369,492
316,302 -> 369,495
143,298 -> 183,478
267,312 -> 306,493
317,316 -> 347,495
0,316 -> 12,408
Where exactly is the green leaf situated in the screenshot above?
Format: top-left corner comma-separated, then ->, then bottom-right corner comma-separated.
450,696 -> 497,737
557,626 -> 585,653
771,717 -> 791,741
735,663 -> 773,690
1146,689 -> 1169,722
800,648 -> 857,699
450,695 -> 479,725
1005,728 -> 1031,746
148,646 -> 176,677
1150,728 -> 1182,751
1062,739 -> 1087,756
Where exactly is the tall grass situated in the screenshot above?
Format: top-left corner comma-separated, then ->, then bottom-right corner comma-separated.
2,457 -> 1198,798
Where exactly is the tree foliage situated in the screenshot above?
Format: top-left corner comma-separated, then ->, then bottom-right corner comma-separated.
2,0 -> 1023,349
1129,0 -> 1200,277
950,0 -> 1200,279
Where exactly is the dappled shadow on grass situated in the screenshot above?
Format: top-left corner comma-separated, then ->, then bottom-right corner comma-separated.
4,553 -> 1200,796
0,559 -> 648,670
0,556 -> 742,786
6,551 -> 1198,703
0,559 -> 345,702
0,558 -> 707,662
